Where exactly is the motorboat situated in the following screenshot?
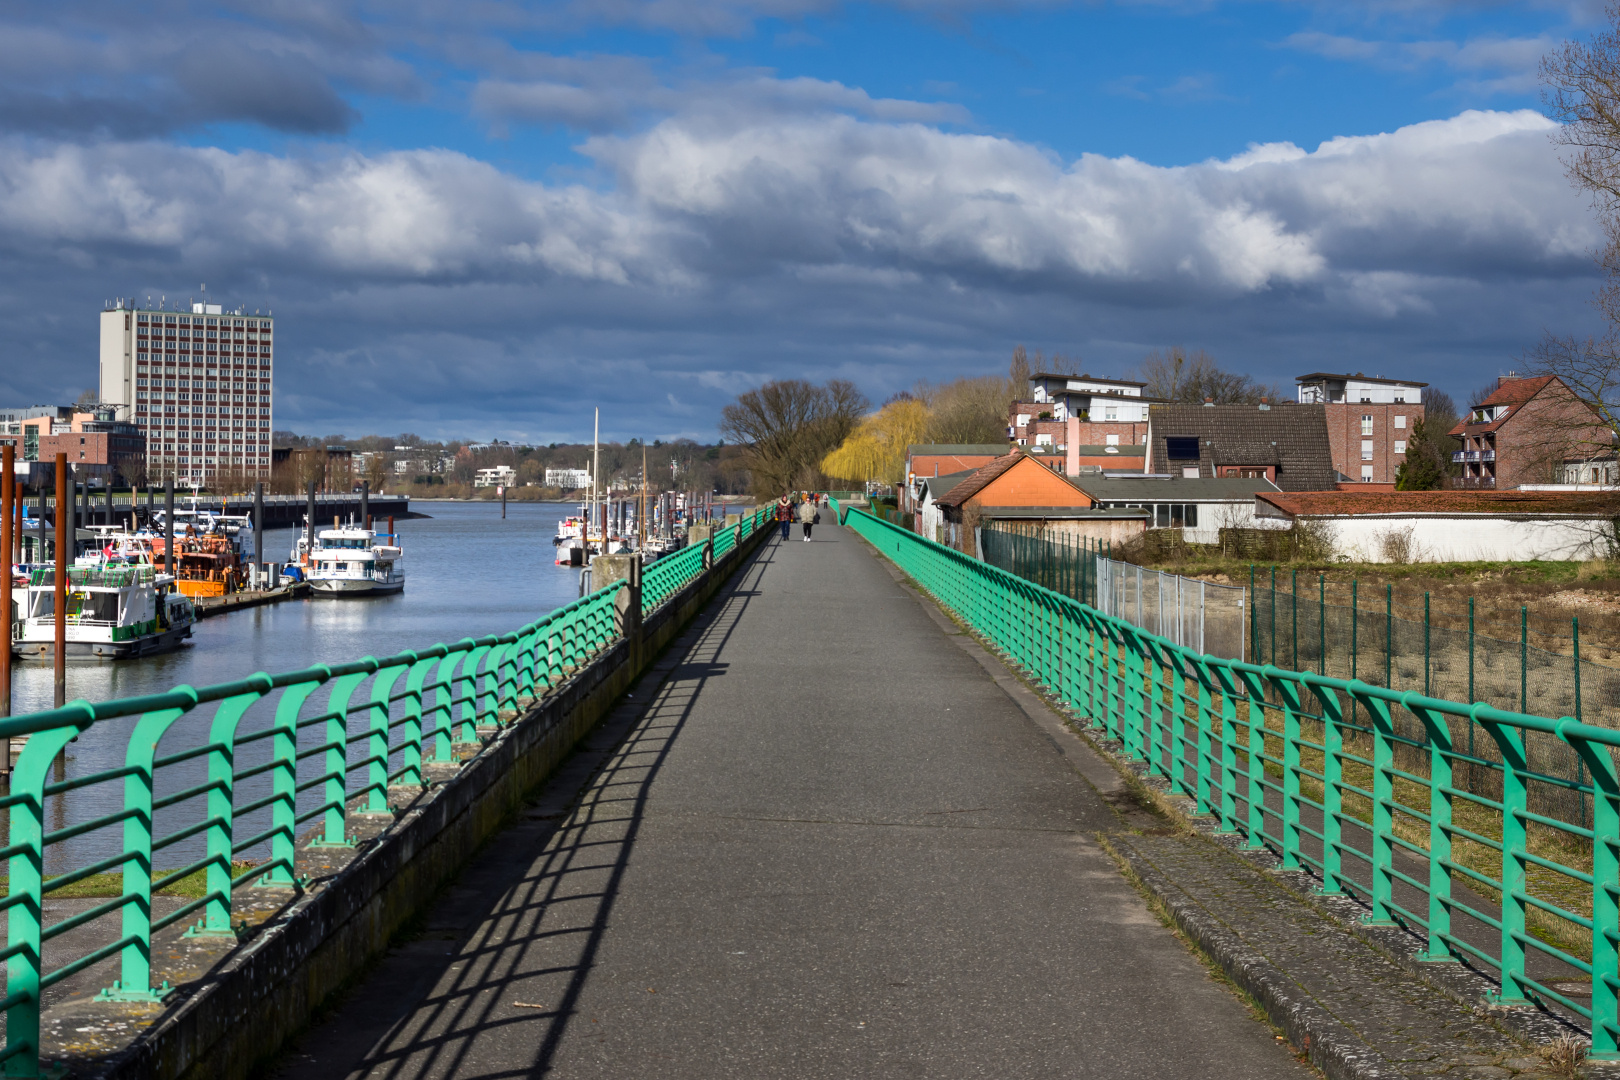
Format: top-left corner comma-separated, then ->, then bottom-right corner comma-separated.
302,522 -> 405,597
10,533 -> 194,661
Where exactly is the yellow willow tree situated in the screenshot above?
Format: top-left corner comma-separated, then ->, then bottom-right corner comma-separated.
821,398 -> 932,485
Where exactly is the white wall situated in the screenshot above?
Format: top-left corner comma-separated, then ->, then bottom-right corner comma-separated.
1312,515 -> 1614,563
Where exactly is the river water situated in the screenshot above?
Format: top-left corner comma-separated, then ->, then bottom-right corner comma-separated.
8,500 -> 603,873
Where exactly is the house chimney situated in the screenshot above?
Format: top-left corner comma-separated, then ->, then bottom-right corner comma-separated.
1203,397 -> 1214,407
1066,416 -> 1080,477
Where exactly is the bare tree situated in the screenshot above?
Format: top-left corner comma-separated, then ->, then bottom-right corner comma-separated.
1137,347 -> 1282,404
718,379 -> 869,497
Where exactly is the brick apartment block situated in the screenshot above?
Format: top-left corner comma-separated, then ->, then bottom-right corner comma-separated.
1297,372 -> 1426,484
1450,375 -> 1616,490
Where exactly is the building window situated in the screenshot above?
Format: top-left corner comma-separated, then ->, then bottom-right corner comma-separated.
1394,440 -> 1406,454
1106,434 -> 1120,446
1361,440 -> 1374,460
1394,414 -> 1406,429
1361,415 -> 1373,435
1361,465 -> 1374,480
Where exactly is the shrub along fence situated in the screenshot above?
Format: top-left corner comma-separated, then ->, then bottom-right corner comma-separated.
0,507 -> 771,1078
832,496 -> 1620,1061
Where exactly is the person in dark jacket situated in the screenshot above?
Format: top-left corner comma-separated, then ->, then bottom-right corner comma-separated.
775,495 -> 793,540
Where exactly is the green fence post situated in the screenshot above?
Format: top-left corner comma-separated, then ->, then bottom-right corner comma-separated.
1576,617 -> 1587,830
1385,584 -> 1393,690
1478,712 -> 1532,1004
1237,669 -> 1268,850
399,653 -> 438,789
1409,701 -> 1458,964
1270,565 -> 1277,666
1424,592 -> 1431,697
6,724 -> 81,1077
367,660 -> 409,812
1565,725 -> 1620,1058
1318,574 -> 1325,675
1350,578 -> 1359,732
314,670 -> 368,848
1520,606 -> 1527,712
193,686 -> 268,937
1353,688 -> 1398,926
1249,565 -> 1256,664
106,702 -> 191,999
1307,680 -> 1346,896
262,680 -> 319,887
1210,663 -> 1243,835
1291,567 -> 1298,670
1267,670 -> 1304,871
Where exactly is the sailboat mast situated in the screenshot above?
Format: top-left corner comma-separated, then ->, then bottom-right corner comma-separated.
592,408 -> 600,549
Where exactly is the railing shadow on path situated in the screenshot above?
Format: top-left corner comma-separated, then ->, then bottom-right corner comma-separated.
302,539 -> 781,1080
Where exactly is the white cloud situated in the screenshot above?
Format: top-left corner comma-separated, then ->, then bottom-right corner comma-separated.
1283,31 -> 1556,96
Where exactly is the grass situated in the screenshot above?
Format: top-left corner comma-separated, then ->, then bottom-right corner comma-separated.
2,861 -> 266,901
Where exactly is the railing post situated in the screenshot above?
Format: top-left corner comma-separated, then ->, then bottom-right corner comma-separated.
313,670 -> 368,848
1235,668 -> 1268,850
1562,719 -> 1620,1058
398,653 -> 440,788
1264,668 -> 1304,872
261,681 -> 320,887
1208,662 -> 1244,835
1305,678 -> 1346,896
6,724 -> 81,1078
366,660 -> 409,812
191,686 -> 268,937
1475,710 -> 1533,1004
1349,684 -> 1398,927
105,700 -> 192,999
1406,697 -> 1459,963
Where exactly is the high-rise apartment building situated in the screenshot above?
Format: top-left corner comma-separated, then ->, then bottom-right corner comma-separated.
98,297 -> 274,483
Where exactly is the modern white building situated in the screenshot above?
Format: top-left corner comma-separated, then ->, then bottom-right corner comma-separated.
99,297 -> 274,483
545,467 -> 592,489
1295,372 -> 1423,405
1026,373 -> 1151,423
474,465 -> 517,488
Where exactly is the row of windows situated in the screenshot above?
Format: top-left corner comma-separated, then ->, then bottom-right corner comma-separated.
136,315 -> 270,329
1100,502 -> 1201,528
136,378 -> 264,387
1359,414 -> 1410,435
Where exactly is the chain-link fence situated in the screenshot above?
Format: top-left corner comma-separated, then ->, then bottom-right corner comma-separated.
978,523 -> 1244,660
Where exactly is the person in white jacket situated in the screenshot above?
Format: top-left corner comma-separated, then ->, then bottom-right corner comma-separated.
797,496 -> 818,541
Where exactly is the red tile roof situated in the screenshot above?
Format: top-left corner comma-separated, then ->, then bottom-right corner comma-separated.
1258,489 -> 1620,517
1448,376 -> 1558,436
933,452 -> 1026,508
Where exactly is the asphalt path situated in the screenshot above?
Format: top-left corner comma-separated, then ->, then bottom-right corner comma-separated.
275,523 -> 1308,1079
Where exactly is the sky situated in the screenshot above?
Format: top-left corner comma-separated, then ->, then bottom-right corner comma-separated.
0,0 -> 1610,443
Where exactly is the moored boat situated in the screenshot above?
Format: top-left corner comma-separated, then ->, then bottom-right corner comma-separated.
10,536 -> 194,661
304,523 -> 405,597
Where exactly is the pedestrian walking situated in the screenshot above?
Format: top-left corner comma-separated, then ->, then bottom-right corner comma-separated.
775,495 -> 793,541
798,495 -> 817,541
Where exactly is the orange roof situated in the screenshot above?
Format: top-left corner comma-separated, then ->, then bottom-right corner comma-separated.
1258,489 -> 1620,517
1449,376 -> 1560,436
936,452 -> 1094,509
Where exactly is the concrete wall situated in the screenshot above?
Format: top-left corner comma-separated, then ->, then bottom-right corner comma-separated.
100,520 -> 774,1080
1315,514 -> 1615,563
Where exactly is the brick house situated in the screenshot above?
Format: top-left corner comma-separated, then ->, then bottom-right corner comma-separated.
1448,376 -> 1616,490
0,405 -> 145,484
1296,372 -> 1426,484
1145,404 -> 1338,490
933,452 -> 1147,555
1010,372 -> 1152,451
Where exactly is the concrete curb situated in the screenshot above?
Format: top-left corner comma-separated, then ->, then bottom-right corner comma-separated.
1110,837 -> 1407,1080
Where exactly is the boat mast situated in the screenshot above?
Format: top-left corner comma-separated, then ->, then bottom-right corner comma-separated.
592,408 -> 601,551
640,445 -> 647,552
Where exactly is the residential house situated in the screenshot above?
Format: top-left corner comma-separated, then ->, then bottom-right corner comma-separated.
933,452 -> 1148,555
1296,372 -> 1426,484
1146,403 -> 1337,490
1068,475 -> 1285,545
1010,372 -> 1153,450
474,465 -> 517,488
903,444 -> 1008,513
1254,489 -> 1620,562
1449,375 -> 1616,490
915,469 -> 974,544
1,404 -> 145,485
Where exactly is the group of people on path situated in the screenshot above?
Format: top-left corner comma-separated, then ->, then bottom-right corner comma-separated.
774,492 -> 824,542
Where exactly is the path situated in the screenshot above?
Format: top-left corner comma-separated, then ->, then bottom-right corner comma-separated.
274,523 -> 1308,1079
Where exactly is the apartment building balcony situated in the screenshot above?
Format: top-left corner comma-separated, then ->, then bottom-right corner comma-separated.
1451,450 -> 1496,463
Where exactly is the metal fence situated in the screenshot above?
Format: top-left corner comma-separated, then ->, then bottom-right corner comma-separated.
977,523 -> 1243,661
0,507 -> 772,1076
832,496 -> 1620,1059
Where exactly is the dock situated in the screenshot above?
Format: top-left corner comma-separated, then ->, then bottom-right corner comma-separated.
193,580 -> 309,618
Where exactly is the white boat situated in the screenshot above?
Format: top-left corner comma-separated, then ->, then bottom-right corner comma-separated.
11,535 -> 194,661
304,523 -> 405,597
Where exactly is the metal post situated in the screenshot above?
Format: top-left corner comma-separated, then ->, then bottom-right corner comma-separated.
1270,565 -> 1276,665
360,479 -> 369,529
0,444 -> 11,720
1520,605 -> 1527,712
305,476 -> 317,555
1350,578 -> 1358,730
1424,591 -> 1431,698
1291,567 -> 1298,670
164,479 -> 175,577
254,482 -> 265,590
1576,615 -> 1587,829
1385,583 -> 1392,690
54,453 -> 67,708
1249,564 -> 1256,664
1318,573 -> 1325,676
1467,595 -> 1475,761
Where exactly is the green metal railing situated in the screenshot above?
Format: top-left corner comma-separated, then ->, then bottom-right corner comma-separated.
0,505 -> 773,1077
833,497 -> 1620,1060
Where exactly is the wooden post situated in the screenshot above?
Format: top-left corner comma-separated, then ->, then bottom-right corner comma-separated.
165,478 -> 175,577
1,443 -> 12,720
54,452 -> 67,708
